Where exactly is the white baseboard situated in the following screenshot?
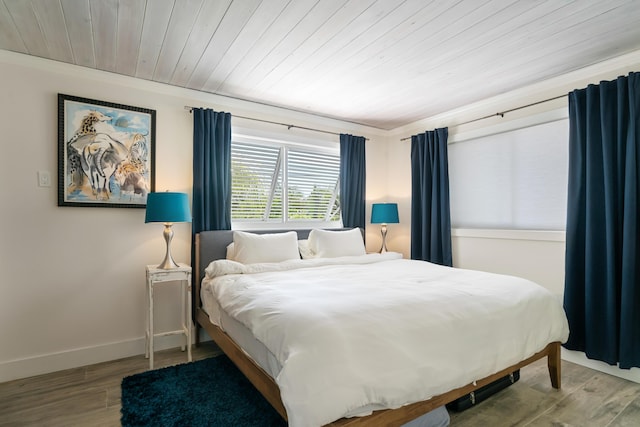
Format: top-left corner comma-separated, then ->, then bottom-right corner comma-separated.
561,348 -> 640,384
0,332 -> 210,383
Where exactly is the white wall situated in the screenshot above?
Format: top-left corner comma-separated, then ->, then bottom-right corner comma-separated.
0,50 -> 387,382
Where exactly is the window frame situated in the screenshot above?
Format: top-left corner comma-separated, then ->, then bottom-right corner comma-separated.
231,130 -> 343,230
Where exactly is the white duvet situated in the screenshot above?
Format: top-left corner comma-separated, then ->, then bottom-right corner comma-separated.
202,254 -> 569,427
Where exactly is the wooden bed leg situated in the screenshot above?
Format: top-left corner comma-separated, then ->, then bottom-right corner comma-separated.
547,342 -> 561,389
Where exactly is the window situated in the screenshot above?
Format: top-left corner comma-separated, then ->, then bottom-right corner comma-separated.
231,139 -> 341,228
448,117 -> 569,230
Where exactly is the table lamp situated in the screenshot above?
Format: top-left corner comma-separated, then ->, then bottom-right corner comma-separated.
145,192 -> 191,269
371,203 -> 399,253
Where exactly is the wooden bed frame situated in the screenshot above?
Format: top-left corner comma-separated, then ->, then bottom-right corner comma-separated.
194,229 -> 562,426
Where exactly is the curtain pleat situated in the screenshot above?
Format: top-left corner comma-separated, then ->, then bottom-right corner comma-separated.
410,128 -> 452,266
192,109 -> 232,233
563,72 -> 640,369
340,134 -> 366,229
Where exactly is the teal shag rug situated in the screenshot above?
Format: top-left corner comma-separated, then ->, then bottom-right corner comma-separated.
121,355 -> 287,426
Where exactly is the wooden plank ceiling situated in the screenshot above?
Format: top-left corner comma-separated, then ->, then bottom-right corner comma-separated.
1,0 -> 639,130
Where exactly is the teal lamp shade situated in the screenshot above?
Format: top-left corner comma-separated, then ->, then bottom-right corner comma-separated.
371,203 -> 399,224
371,203 -> 399,253
145,192 -> 191,224
145,192 -> 191,269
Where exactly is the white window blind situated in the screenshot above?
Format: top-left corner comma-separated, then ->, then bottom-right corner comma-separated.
231,142 -> 282,220
287,149 -> 340,221
448,118 -> 569,230
231,140 -> 341,226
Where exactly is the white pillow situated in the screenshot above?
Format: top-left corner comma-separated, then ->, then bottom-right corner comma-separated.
226,243 -> 235,260
232,231 -> 300,264
308,228 -> 365,258
231,239 -> 314,260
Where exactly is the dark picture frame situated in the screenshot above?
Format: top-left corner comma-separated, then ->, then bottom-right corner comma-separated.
58,93 -> 156,208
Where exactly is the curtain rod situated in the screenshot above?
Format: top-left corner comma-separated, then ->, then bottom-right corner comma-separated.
184,106 -> 368,140
399,93 -> 567,141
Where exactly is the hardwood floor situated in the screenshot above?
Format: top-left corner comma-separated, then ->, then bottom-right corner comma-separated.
448,359 -> 640,427
1,344 -> 639,426
0,343 -> 221,427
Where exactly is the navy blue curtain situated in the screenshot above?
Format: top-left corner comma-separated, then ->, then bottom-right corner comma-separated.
340,134 -> 366,229
564,72 -> 640,369
410,128 -> 452,266
192,109 -> 232,234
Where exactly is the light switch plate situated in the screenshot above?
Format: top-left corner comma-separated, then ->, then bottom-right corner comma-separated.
38,171 -> 51,187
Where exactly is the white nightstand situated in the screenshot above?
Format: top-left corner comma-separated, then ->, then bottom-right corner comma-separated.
145,264 -> 192,369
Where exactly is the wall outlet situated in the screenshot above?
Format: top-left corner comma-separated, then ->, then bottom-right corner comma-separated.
38,171 -> 51,187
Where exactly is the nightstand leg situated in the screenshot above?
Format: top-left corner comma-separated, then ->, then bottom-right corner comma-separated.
145,301 -> 149,359
187,275 -> 192,362
180,280 -> 186,352
148,280 -> 154,370
145,274 -> 149,360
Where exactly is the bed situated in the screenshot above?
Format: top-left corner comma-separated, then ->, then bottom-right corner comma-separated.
194,228 -> 569,427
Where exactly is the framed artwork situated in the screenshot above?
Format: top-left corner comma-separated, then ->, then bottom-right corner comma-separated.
58,94 -> 156,208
